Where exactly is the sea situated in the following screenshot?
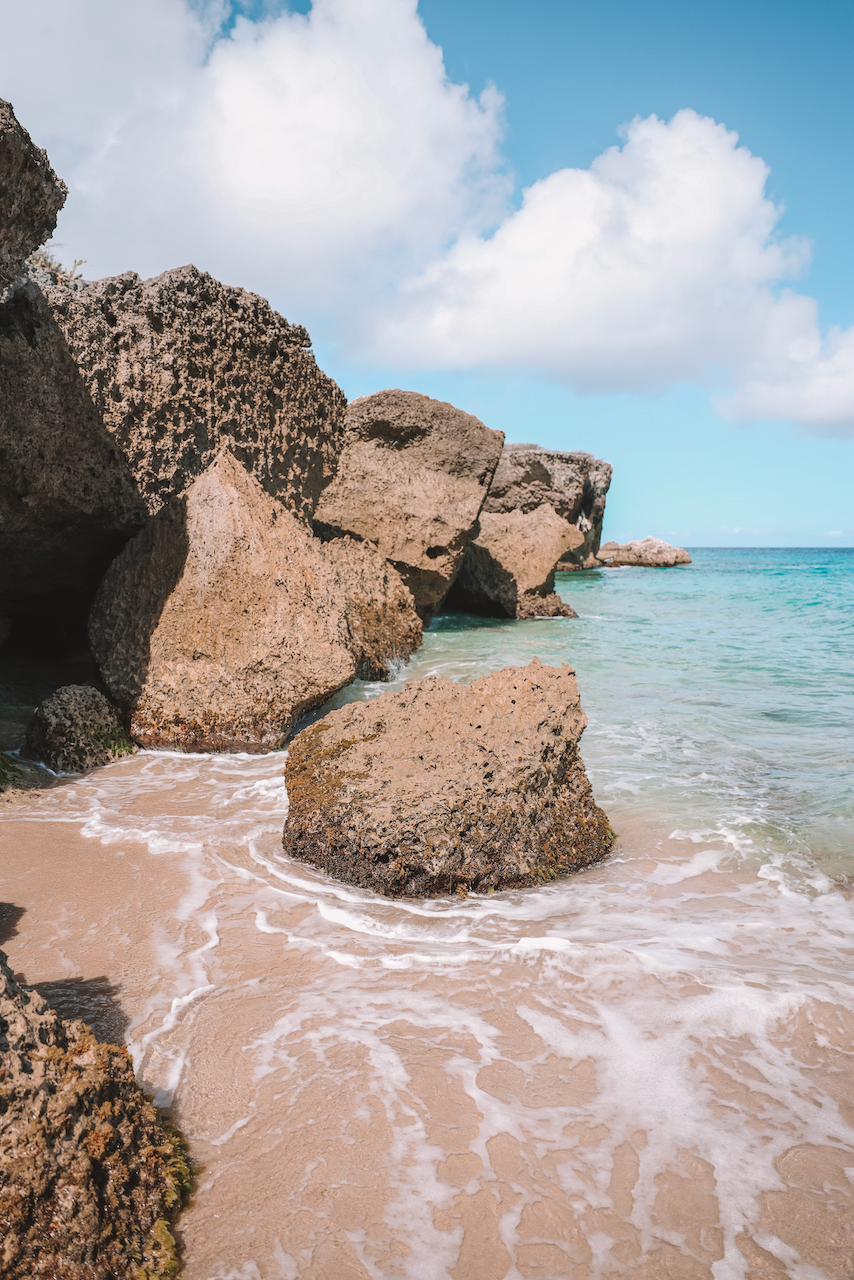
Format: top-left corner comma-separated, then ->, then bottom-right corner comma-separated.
1,548 -> 853,1279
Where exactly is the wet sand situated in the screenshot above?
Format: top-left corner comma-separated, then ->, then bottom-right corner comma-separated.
2,750 -> 853,1279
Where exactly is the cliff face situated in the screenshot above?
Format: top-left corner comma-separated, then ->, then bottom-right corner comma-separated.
483,444 -> 612,567
0,99 -> 66,291
313,389 -> 504,621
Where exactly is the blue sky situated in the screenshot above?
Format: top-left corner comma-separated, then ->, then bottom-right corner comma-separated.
1,0 -> 852,544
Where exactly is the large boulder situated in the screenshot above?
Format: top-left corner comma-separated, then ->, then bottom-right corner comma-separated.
484,444 -> 612,568
25,685 -> 133,773
313,389 -> 504,620
282,659 -> 613,897
0,949 -> 191,1278
0,99 -> 66,290
446,503 -> 583,618
596,537 -> 691,567
89,452 -> 421,752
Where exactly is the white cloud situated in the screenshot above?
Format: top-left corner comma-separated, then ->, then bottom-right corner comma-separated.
1,2 -> 852,433
0,0 -> 507,306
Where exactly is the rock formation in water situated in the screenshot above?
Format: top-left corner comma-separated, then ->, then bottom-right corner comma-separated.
25,685 -> 133,773
313,389 -> 504,620
90,452 -> 421,751
483,444 -> 613,568
283,659 -> 613,896
0,948 -> 192,1279
595,537 -> 691,567
0,99 -> 66,291
447,504 -> 583,618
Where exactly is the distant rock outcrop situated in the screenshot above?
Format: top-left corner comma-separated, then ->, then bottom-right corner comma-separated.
483,444 -> 612,568
0,948 -> 191,1278
283,659 -> 613,897
313,390 -> 504,620
25,685 -> 133,773
0,99 -> 66,290
596,537 -> 691,567
90,452 -> 421,751
447,504 -> 582,618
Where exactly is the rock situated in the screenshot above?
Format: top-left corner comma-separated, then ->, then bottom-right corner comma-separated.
483,444 -> 612,568
446,503 -> 582,618
313,389 -> 504,620
0,99 -> 66,290
282,659 -> 613,897
41,264 -> 347,523
25,685 -> 133,773
89,451 -> 421,752
0,948 -> 191,1278
596,537 -> 691,567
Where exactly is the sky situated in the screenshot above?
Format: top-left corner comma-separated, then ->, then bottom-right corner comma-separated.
1,0 -> 852,545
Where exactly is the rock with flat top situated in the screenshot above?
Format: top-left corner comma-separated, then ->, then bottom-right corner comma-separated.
313,389 -> 504,620
483,444 -> 612,568
0,98 -> 66,290
0,948 -> 191,1278
89,452 -> 421,751
596,537 -> 691,567
283,659 -> 613,897
447,504 -> 582,618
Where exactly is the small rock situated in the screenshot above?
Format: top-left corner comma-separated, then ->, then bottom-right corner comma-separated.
283,659 -> 613,897
25,685 -> 133,773
596,537 -> 691,567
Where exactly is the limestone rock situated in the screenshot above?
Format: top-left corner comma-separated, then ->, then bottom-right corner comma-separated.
42,264 -> 347,522
483,444 -> 612,568
0,99 -> 66,290
89,452 -> 421,752
447,503 -> 582,618
313,389 -> 504,620
0,948 -> 191,1279
25,685 -> 133,773
596,537 -> 691,567
282,659 -> 613,897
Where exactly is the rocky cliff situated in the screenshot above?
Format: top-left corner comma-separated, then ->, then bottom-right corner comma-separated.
313,389 -> 504,620
0,99 -> 66,291
283,659 -> 613,896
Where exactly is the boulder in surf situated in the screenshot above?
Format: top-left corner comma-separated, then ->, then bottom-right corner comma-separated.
596,537 -> 691,567
282,658 -> 613,896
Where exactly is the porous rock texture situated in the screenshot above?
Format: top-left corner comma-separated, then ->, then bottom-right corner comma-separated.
313,389 -> 504,620
447,503 -> 583,619
90,451 -> 421,752
596,537 -> 691,567
0,99 -> 66,290
283,659 -> 613,897
25,685 -> 133,773
41,264 -> 347,522
0,948 -> 191,1279
483,444 -> 613,568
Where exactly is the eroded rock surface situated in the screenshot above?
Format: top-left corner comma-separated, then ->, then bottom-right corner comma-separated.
447,503 -> 582,618
283,659 -> 613,897
0,949 -> 191,1279
42,264 -> 346,522
25,685 -> 133,773
90,452 -> 421,751
0,99 -> 66,290
313,389 -> 504,620
596,537 -> 691,567
484,444 -> 612,568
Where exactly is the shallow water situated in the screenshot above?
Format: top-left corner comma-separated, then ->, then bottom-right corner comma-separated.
2,549 -> 853,1279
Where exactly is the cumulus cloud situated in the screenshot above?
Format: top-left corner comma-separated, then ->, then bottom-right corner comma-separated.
371,109 -> 854,433
0,0 -> 507,306
0,2 -> 852,432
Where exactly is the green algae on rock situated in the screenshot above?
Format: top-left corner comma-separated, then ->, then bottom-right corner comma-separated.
25,684 -> 134,773
0,950 -> 193,1279
283,659 -> 614,897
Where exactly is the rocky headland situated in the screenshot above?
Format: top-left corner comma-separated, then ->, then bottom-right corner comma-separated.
595,537 -> 692,567
283,659 -> 614,897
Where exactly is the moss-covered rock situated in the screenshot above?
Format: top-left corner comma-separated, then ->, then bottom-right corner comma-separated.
0,949 -> 193,1278
25,684 -> 133,772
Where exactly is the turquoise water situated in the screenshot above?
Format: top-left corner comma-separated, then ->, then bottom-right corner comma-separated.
323,547 -> 854,874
